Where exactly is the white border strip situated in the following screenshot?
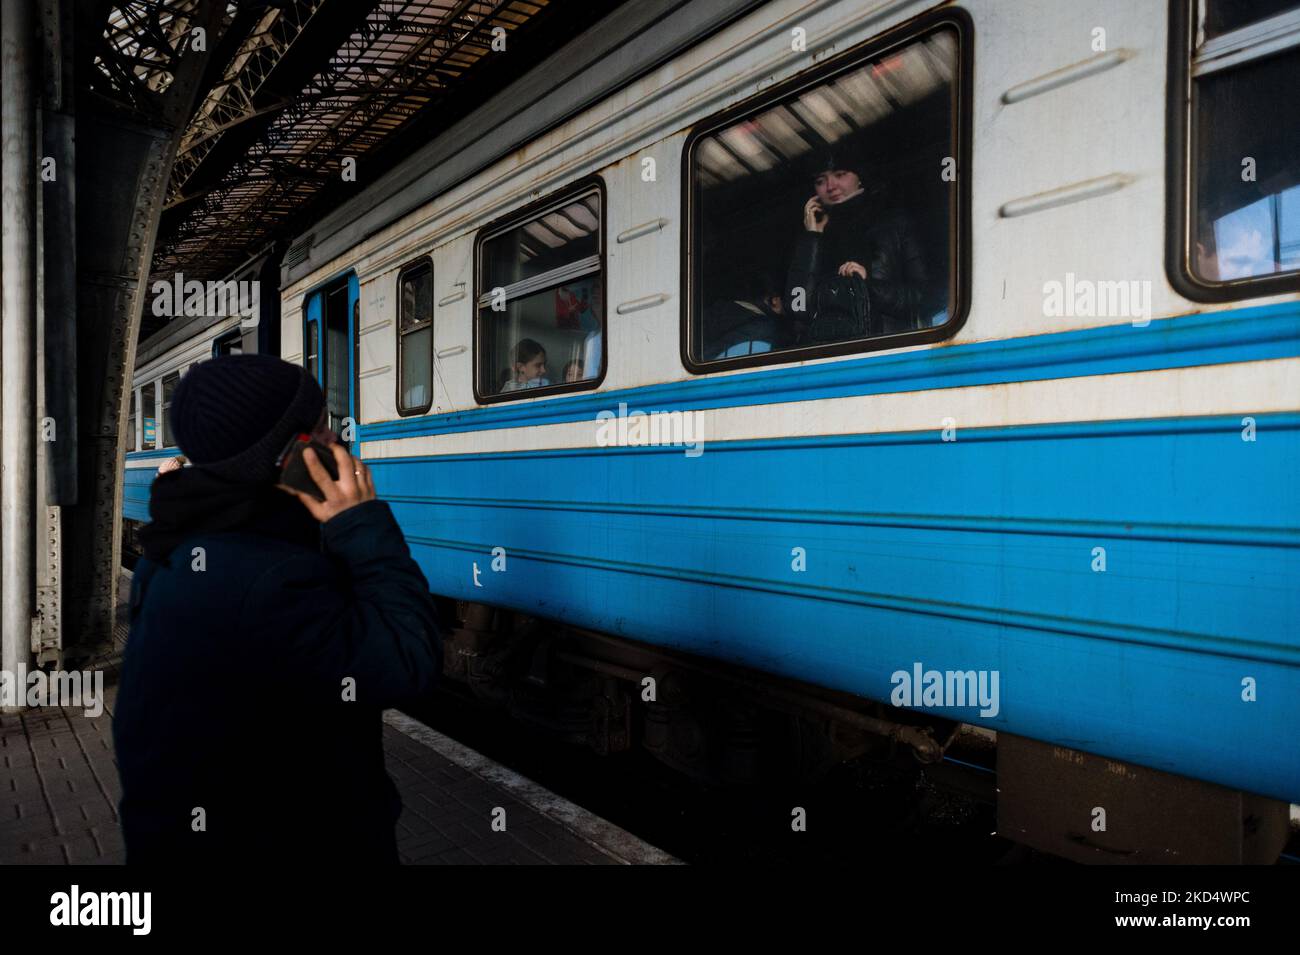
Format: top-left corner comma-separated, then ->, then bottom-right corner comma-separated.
383,710 -> 682,865
361,357 -> 1300,460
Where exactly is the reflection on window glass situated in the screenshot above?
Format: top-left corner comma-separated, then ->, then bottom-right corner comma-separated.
483,281 -> 602,394
141,381 -> 157,450
478,188 -> 603,399
399,263 -> 433,412
161,372 -> 179,448
1202,0 -> 1297,40
127,390 -> 138,453
305,321 -> 319,381
1192,47 -> 1300,282
481,193 -> 600,291
215,329 -> 242,356
353,299 -> 362,426
324,285 -> 349,434
688,28 -> 958,365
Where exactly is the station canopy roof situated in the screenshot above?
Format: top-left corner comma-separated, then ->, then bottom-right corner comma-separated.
92,0 -> 613,337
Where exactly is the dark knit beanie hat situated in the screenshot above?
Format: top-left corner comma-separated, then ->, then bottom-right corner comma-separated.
170,354 -> 325,483
813,149 -> 860,176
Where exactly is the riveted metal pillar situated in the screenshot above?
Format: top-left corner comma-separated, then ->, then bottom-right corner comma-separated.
59,0 -> 226,661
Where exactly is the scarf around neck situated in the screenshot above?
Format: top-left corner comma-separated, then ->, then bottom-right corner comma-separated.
138,466 -> 321,563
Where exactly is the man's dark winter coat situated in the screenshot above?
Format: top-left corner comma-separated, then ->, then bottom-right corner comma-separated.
114,484 -> 441,865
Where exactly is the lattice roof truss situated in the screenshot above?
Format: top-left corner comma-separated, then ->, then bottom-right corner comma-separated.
91,0 -> 555,285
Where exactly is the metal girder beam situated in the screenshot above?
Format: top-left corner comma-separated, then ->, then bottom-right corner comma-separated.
59,0 -> 228,658
171,0 -> 327,193
153,0 -> 563,280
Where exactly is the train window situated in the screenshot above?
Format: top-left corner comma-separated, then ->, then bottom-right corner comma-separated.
213,328 -> 242,357
1201,0 -> 1297,38
397,259 -> 433,415
353,298 -> 361,427
126,389 -> 138,453
305,320 -> 319,382
140,381 -> 157,450
1172,1 -> 1300,298
160,372 -> 180,448
475,181 -> 605,402
322,284 -> 350,435
684,17 -> 966,372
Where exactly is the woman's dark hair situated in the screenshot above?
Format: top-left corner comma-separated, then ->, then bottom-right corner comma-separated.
514,338 -> 546,363
812,149 -> 862,178
809,147 -> 886,201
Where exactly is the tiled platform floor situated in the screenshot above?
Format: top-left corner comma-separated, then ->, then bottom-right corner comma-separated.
0,577 -> 675,866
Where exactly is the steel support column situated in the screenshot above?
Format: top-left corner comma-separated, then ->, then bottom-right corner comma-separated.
2,0 -> 40,706
59,0 -> 225,661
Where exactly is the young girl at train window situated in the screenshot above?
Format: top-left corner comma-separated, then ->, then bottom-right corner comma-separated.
500,338 -> 550,392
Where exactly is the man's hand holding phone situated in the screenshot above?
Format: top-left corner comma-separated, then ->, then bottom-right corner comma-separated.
279,442 -> 376,523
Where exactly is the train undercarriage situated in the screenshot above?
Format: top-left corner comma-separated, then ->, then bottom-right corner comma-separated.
435,598 -> 1294,864
439,598 -> 967,787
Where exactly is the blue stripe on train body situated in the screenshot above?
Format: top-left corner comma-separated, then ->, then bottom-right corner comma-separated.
122,303 -> 1300,802
376,413 -> 1300,803
122,452 -> 177,522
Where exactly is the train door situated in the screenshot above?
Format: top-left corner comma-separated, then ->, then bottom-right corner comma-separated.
303,272 -> 359,449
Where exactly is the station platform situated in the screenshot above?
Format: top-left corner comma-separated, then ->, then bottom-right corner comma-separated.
0,578 -> 677,866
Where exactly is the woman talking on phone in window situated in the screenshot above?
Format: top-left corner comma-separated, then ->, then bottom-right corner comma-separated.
788,152 -> 933,341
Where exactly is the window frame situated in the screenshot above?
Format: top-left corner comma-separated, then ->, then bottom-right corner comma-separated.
679,7 -> 973,375
126,387 -> 138,453
1166,0 -> 1300,301
396,256 -> 435,416
160,370 -> 180,449
212,327 -> 242,357
303,307 -> 320,384
140,380 -> 158,450
472,175 -> 608,405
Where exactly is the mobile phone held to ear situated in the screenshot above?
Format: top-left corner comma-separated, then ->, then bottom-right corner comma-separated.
277,433 -> 339,502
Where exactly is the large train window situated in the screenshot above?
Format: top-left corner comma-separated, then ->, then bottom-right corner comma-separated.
474,179 -> 605,402
1170,1 -> 1300,299
160,371 -> 180,448
682,13 -> 969,372
397,258 -> 433,415
140,381 -> 157,450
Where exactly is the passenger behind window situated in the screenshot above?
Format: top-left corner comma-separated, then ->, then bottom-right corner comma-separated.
500,338 -> 550,392
556,278 -> 600,382
703,268 -> 787,359
563,360 -> 584,383
788,152 -> 936,342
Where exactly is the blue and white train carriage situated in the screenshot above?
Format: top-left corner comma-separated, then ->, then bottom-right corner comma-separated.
122,251 -> 281,533
130,0 -> 1300,819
